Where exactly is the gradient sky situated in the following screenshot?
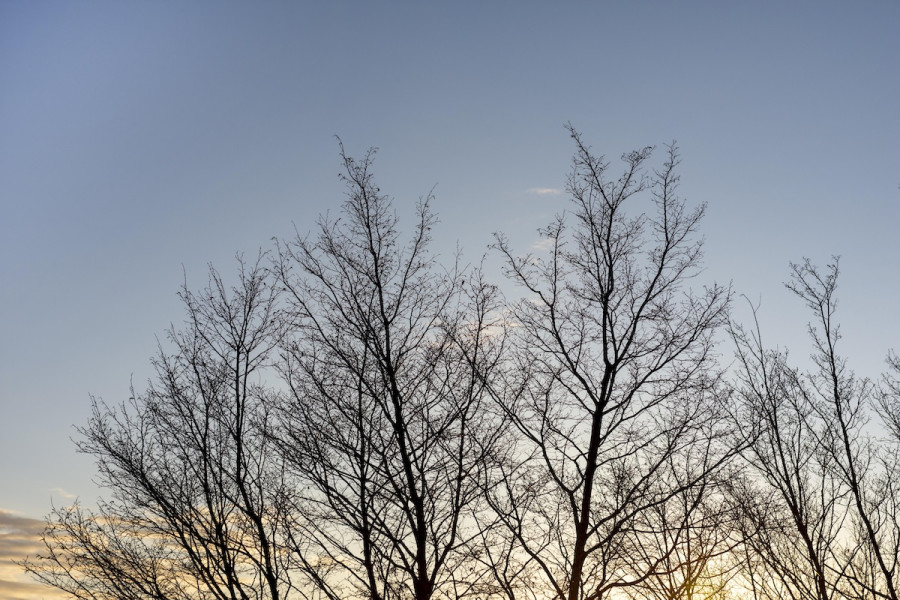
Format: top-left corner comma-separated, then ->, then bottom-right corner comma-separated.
1,2 -> 898,595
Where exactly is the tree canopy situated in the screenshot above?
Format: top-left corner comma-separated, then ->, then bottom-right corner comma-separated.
23,132 -> 900,600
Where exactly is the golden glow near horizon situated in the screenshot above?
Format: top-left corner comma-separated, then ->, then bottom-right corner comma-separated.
0,503 -> 767,600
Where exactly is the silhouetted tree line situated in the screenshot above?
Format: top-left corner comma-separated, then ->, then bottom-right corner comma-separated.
24,129 -> 900,600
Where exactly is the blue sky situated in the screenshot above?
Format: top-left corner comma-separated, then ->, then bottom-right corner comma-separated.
1,0 -> 897,560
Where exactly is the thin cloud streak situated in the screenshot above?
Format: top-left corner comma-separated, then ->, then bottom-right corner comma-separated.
531,237 -> 555,251
526,187 -> 563,196
48,488 -> 76,500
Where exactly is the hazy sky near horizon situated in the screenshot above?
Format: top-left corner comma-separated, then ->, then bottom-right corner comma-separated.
0,2 -> 897,583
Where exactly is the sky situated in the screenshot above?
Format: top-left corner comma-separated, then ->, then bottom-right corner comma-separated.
1,2 -> 898,596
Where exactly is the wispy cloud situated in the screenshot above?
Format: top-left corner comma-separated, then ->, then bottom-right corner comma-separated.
0,509 -> 68,599
526,187 -> 563,196
49,488 -> 76,500
0,509 -> 45,562
531,238 -> 555,251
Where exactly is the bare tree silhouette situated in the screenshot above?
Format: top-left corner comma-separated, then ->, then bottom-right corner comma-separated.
731,259 -> 900,600
272,142 -> 506,600
24,257 -> 292,600
483,127 -> 733,600
25,136 -> 895,600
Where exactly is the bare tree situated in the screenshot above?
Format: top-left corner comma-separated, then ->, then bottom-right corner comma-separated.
876,352 -> 900,443
621,463 -> 743,600
486,127 -> 733,600
37,136 -> 899,600
273,143 -> 505,600
24,257 -> 292,600
729,309 -> 845,600
787,259 -> 899,600
731,259 -> 900,600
